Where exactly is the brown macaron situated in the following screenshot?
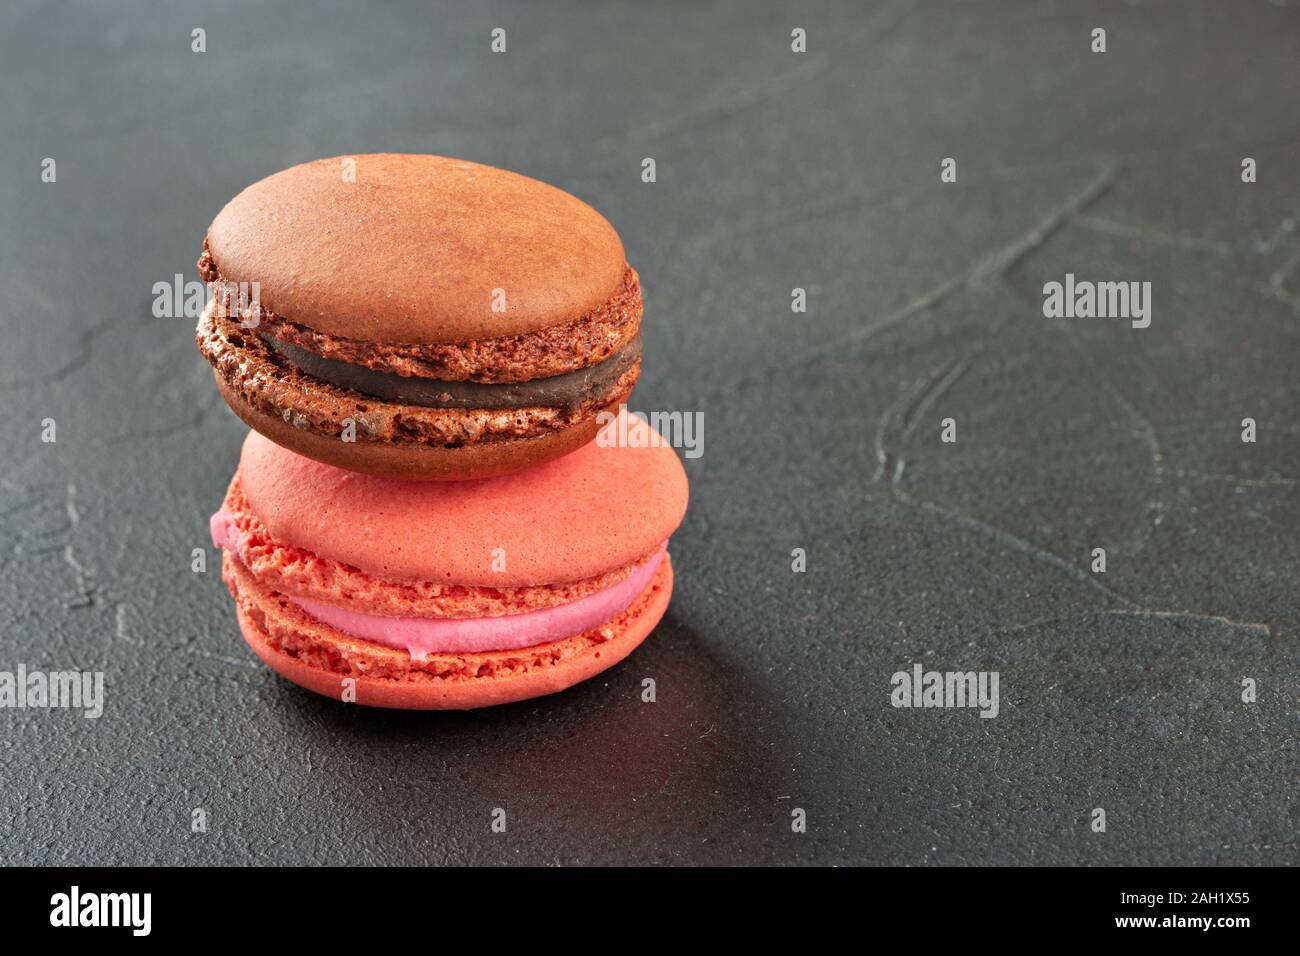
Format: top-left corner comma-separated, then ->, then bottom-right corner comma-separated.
195,154 -> 642,480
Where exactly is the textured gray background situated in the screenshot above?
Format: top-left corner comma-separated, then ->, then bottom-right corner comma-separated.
1,1 -> 1297,865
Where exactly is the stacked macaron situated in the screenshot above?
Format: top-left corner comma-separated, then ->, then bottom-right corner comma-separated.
199,155 -> 686,709
196,154 -> 642,481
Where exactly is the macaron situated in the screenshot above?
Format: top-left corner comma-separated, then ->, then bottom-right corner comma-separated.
210,410 -> 688,709
195,154 -> 642,481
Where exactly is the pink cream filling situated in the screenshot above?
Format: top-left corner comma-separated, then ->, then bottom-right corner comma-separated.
210,506 -> 665,659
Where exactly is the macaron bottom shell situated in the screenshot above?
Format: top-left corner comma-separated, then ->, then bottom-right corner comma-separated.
225,551 -> 673,710
214,369 -> 622,481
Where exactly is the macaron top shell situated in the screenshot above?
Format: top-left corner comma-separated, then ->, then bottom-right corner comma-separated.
236,411 -> 688,587
205,154 -> 628,345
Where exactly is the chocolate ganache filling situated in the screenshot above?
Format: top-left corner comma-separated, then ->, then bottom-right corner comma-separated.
261,332 -> 642,411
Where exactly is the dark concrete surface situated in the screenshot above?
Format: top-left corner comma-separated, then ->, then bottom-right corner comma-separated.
1,1 -> 1297,865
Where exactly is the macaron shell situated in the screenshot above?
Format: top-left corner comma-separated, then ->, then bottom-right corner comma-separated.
213,473 -> 642,619
236,409 -> 689,587
205,154 -> 628,344
215,368 -> 611,481
230,553 -> 673,710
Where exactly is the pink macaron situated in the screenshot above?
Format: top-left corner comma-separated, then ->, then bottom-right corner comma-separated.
210,410 -> 688,709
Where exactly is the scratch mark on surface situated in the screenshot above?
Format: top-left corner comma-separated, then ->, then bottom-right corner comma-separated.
998,609 -> 1271,638
864,165 -> 1275,642
61,482 -> 97,609
995,614 -> 1098,635
863,168 -> 1140,609
847,181 -> 1081,357
89,387 -> 223,447
1103,608 -> 1271,637
179,646 -> 261,671
1172,469 -> 1296,489
1070,214 -> 1233,252
597,1 -> 913,149
1267,245 -> 1300,305
872,335 -> 996,485
681,189 -> 878,252
901,342 -> 988,441
1005,277 -> 1169,550
611,53 -> 832,146
0,310 -> 141,390
872,374 -> 932,483
966,164 -> 1119,285
703,164 -> 1119,407
892,460 -> 1140,609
